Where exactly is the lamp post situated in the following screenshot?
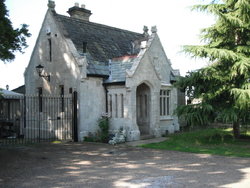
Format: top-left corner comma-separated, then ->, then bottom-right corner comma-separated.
35,64 -> 50,82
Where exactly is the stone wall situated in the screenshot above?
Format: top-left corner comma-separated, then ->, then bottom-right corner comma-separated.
25,10 -> 83,96
78,77 -> 106,141
106,85 -> 130,136
126,43 -> 162,140
125,32 -> 180,140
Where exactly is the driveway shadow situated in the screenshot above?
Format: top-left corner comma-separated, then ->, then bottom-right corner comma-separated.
0,142 -> 250,187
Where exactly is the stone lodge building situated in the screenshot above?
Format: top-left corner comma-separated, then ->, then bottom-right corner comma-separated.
25,1 -> 184,141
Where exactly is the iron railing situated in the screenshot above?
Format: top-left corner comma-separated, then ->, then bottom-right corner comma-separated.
0,93 -> 77,145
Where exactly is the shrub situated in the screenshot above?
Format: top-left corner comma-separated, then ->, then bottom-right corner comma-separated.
83,116 -> 110,143
98,117 -> 109,143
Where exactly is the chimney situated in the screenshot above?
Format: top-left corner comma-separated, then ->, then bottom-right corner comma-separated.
67,3 -> 92,21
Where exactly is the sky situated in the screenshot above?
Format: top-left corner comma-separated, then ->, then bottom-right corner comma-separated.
0,0 -> 214,90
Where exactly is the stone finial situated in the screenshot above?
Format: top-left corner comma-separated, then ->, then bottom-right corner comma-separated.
143,26 -> 149,38
151,26 -> 157,33
48,0 -> 55,10
75,2 -> 79,7
143,26 -> 148,34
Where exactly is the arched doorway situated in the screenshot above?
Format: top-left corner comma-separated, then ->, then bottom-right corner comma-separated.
136,83 -> 150,135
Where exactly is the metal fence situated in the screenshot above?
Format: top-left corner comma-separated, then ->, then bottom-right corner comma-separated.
0,92 -> 77,145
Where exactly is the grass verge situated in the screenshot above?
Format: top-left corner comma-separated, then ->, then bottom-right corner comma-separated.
141,128 -> 250,158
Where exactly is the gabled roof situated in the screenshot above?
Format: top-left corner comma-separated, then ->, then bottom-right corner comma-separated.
12,85 -> 25,94
170,70 -> 181,84
54,13 -> 145,63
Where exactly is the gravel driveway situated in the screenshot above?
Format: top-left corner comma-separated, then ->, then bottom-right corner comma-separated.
0,142 -> 250,188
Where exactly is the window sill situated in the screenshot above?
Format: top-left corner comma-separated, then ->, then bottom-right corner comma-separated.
160,116 -> 173,121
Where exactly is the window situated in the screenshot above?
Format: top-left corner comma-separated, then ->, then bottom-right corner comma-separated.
108,93 -> 125,118
48,38 -> 52,61
160,90 -> 170,116
109,94 -> 112,117
69,88 -> 73,94
115,94 -> 118,118
121,94 -> 124,118
59,85 -> 64,112
38,87 -> 43,112
82,42 -> 87,53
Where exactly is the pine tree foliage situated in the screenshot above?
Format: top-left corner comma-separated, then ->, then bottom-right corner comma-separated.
176,0 -> 250,137
0,0 -> 31,62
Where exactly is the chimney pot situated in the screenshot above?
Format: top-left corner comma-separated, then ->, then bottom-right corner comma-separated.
67,4 -> 92,21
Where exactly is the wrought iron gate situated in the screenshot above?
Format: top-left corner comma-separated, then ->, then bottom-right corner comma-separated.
0,92 -> 78,145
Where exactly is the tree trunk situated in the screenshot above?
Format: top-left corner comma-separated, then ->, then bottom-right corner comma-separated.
233,121 -> 240,138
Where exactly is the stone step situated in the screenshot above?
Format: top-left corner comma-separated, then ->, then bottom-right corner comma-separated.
140,135 -> 154,140
125,137 -> 167,147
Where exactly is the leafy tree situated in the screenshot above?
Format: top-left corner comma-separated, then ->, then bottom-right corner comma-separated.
0,0 -> 31,62
176,0 -> 250,138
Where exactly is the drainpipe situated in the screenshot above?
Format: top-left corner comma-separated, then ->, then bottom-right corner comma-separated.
104,59 -> 112,113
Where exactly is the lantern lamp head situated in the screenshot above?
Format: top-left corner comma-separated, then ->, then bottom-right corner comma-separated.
35,64 -> 50,82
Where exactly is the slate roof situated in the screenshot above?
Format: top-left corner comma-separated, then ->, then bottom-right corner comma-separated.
104,56 -> 137,84
170,70 -> 181,83
0,89 -> 23,99
12,85 -> 25,94
54,13 -> 145,63
85,56 -> 109,77
172,69 -> 180,76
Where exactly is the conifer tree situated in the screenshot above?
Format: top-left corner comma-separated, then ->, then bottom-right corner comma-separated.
176,0 -> 250,138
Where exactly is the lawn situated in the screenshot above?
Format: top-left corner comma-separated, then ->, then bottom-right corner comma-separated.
142,128 -> 250,158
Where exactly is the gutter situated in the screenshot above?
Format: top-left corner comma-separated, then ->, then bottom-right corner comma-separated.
103,81 -> 125,86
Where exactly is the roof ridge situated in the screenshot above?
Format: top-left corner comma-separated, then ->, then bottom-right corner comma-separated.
55,13 -> 144,36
